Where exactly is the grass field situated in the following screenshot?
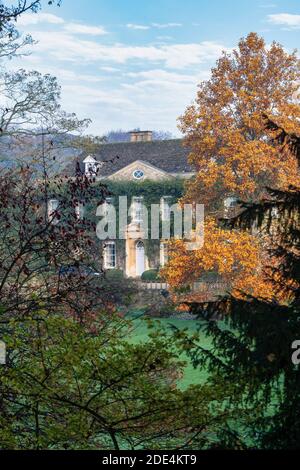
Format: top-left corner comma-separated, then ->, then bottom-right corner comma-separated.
126,311 -> 212,389
126,312 -> 260,447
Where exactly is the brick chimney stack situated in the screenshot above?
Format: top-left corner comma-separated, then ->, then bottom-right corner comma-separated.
129,131 -> 153,143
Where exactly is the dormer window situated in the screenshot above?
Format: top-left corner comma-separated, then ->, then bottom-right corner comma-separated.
83,155 -> 101,178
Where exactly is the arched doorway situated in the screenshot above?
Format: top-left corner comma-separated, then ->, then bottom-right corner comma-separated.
135,240 -> 145,277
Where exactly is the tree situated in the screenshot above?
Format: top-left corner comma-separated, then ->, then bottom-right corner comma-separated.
0,312 -> 238,450
163,33 -> 300,448
0,159 -> 244,450
0,4 -> 237,450
179,120 -> 300,449
163,33 -> 300,302
0,1 -> 61,58
0,1 -> 90,175
0,70 -> 90,138
179,33 -> 300,208
0,1 -> 61,31
161,217 -> 280,304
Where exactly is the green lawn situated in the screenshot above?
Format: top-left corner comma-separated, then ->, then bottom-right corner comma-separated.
126,311 -> 260,447
126,311 -> 212,389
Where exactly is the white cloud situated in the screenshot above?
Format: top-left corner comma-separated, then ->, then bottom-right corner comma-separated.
62,84 -> 132,106
151,22 -> 182,28
126,22 -> 182,30
30,31 -> 226,69
156,35 -> 173,41
10,16 -> 224,135
100,66 -> 120,72
267,13 -> 300,29
126,69 -> 198,84
58,70 -> 104,83
14,51 -> 208,136
126,23 -> 150,30
17,12 -> 64,26
64,23 -> 107,35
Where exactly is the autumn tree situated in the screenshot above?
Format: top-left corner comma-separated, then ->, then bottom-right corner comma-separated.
181,120 -> 300,449
163,37 -> 300,450
162,217 -> 280,303
0,3 -> 238,451
163,33 -> 300,302
180,32 -> 300,209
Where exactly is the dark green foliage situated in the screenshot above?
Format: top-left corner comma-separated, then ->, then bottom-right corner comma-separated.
141,269 -> 160,282
105,268 -> 124,281
0,313 -> 235,450
187,119 -> 300,449
104,179 -> 185,205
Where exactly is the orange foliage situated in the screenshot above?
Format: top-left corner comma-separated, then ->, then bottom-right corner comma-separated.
162,33 -> 300,305
161,218 -> 280,302
179,33 -> 300,207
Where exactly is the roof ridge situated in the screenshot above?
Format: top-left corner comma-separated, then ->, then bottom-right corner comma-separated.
101,138 -> 183,147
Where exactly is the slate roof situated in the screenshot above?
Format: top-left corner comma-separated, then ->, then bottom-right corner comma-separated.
72,139 -> 193,177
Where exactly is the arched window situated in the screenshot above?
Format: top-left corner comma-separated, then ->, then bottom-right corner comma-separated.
136,240 -> 145,276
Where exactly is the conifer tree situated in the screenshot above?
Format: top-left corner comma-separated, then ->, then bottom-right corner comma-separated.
187,120 -> 300,449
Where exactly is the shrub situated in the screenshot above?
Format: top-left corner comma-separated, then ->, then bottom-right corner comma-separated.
105,269 -> 124,281
141,269 -> 159,282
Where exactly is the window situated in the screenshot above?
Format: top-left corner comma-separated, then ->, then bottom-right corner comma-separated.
86,163 -> 98,177
160,196 -> 171,221
103,241 -> 116,269
224,197 -> 237,209
75,202 -> 84,220
133,169 -> 144,180
47,199 -> 59,224
271,207 -> 279,219
160,242 -> 169,267
131,197 -> 144,223
101,197 -> 113,217
224,197 -> 237,217
0,340 -> 5,365
83,156 -> 102,178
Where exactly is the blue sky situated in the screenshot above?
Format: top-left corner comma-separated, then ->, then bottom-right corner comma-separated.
11,0 -> 300,136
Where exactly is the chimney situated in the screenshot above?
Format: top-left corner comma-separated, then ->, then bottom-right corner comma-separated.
129,130 -> 153,143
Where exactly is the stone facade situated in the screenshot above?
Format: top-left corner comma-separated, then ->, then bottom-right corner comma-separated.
71,131 -> 195,278
107,160 -> 171,182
